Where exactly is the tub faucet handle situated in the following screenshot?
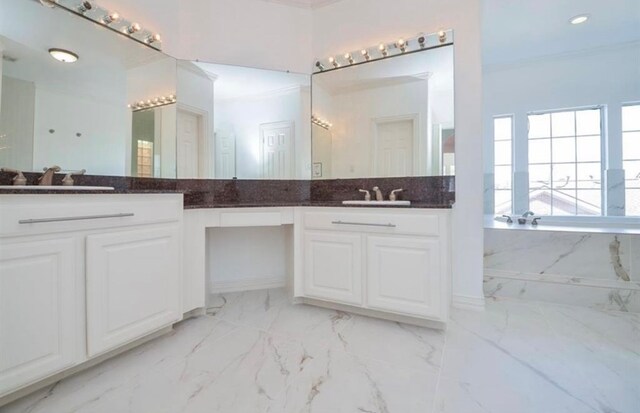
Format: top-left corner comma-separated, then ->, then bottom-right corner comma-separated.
531,217 -> 541,226
501,215 -> 513,224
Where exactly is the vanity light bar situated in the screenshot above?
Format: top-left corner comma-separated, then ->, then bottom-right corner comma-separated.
313,29 -> 453,73
311,115 -> 332,130
129,94 -> 177,111
41,0 -> 163,50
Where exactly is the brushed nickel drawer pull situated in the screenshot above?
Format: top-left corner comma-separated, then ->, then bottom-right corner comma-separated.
19,213 -> 135,224
331,220 -> 396,228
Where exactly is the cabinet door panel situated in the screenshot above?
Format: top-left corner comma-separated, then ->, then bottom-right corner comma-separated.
0,237 -> 78,396
367,236 -> 442,318
86,225 -> 180,357
304,231 -> 362,305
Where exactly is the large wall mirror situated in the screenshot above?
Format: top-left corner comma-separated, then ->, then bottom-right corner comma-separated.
311,44 -> 454,180
483,0 -> 640,218
0,0 -> 177,178
176,61 -> 311,180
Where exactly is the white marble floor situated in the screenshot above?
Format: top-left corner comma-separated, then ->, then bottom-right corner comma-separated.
3,289 -> 639,413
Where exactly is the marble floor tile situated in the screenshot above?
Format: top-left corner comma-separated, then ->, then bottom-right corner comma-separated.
3,290 -> 639,413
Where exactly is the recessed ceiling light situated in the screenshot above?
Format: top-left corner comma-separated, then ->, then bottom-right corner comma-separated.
569,14 -> 590,25
48,48 -> 79,63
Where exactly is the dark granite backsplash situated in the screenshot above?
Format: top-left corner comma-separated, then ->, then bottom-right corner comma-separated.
0,171 -> 454,208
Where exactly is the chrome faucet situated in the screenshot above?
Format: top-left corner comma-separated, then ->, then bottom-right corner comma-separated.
372,186 -> 384,201
358,189 -> 371,201
38,165 -> 61,186
1,168 -> 27,185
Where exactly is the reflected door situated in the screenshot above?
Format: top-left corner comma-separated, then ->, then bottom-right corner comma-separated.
177,110 -> 200,178
260,121 -> 293,179
374,119 -> 414,176
214,132 -> 236,179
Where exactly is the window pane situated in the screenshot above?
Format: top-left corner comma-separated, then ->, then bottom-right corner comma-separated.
623,131 -> 640,160
576,109 -> 601,136
495,165 -> 512,189
494,141 -> 512,165
551,137 -> 575,163
494,117 -> 512,140
529,138 -> 551,164
552,163 -> 576,189
624,160 -> 640,188
552,111 -> 575,137
577,163 -> 601,189
529,164 -> 551,189
529,189 -> 552,215
552,189 -> 576,215
576,190 -> 601,215
623,105 -> 640,132
529,114 -> 550,138
495,190 -> 512,215
626,189 -> 640,216
577,135 -> 601,162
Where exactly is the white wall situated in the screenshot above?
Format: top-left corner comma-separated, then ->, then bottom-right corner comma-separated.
33,89 -> 127,175
312,0 -> 484,307
101,0 -> 313,74
215,87 -> 309,179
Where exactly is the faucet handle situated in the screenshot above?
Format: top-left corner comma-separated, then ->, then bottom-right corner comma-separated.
1,168 -> 27,186
62,169 -> 87,186
501,215 -> 513,224
389,188 -> 404,201
358,189 -> 371,201
531,217 -> 542,226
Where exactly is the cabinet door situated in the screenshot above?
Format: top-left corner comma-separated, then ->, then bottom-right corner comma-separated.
86,225 -> 181,357
0,237 -> 78,396
367,236 -> 442,319
304,231 -> 363,305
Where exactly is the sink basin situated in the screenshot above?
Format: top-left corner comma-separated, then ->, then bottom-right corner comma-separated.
342,200 -> 411,206
0,185 -> 115,191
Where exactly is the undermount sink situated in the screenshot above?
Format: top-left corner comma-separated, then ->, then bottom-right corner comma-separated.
0,185 -> 115,191
342,200 -> 411,206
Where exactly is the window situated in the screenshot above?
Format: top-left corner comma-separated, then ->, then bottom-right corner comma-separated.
493,116 -> 513,215
623,104 -> 640,216
527,108 -> 602,216
137,140 -> 154,178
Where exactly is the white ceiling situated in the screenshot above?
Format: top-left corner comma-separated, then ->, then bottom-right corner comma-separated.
194,62 -> 309,100
482,0 -> 640,66
256,0 -> 342,9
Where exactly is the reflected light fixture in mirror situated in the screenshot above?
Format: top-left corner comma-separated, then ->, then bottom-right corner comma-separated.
48,48 -> 79,63
569,14 -> 589,25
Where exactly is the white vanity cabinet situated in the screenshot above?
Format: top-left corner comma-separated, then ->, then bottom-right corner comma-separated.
0,194 -> 183,398
297,208 -> 451,323
0,236 -> 80,396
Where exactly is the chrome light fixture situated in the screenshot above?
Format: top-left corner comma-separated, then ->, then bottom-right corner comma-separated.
77,0 -> 92,13
102,11 -> 119,25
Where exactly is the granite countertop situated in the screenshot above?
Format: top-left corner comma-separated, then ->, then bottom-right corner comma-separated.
0,189 -> 184,195
184,201 -> 453,209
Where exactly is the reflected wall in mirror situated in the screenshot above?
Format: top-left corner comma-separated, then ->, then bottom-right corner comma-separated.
176,61 -> 311,180
0,0 -> 177,178
483,0 -> 640,217
311,44 -> 454,180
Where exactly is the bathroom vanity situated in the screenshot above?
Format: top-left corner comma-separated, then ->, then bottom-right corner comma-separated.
0,194 -> 183,399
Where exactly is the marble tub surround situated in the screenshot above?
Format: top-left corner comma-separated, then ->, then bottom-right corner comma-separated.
484,229 -> 640,312
5,289 -> 638,413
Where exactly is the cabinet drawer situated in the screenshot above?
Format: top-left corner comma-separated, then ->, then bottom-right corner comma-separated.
303,210 -> 440,236
0,194 -> 182,237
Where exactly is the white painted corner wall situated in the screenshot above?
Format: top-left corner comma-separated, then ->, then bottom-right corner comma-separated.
91,0 -> 486,307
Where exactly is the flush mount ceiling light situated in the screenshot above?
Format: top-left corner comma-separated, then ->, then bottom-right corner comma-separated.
569,14 -> 590,25
48,48 -> 79,63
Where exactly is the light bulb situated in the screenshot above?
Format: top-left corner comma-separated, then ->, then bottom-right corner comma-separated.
102,11 -> 119,24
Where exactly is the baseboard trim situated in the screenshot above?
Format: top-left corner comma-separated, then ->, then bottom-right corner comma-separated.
452,294 -> 486,311
210,276 -> 286,294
